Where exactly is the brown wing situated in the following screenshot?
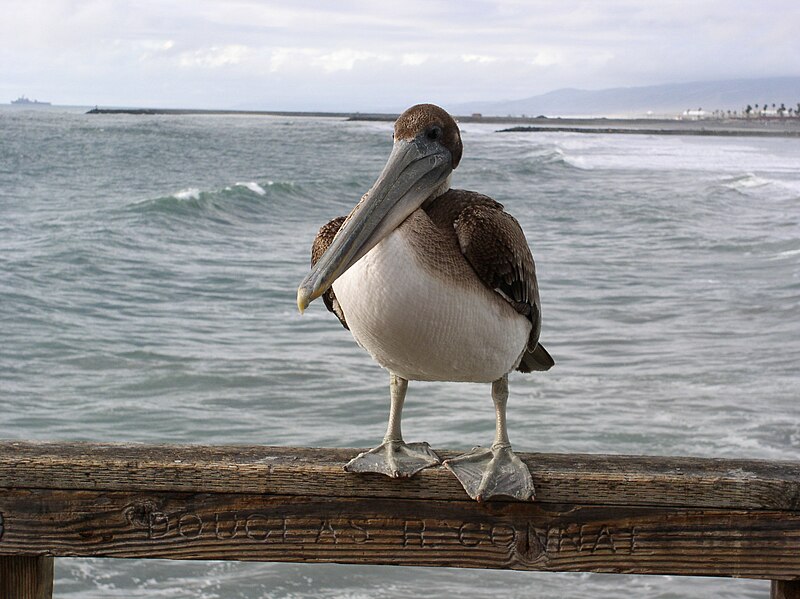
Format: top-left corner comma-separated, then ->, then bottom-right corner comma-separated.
311,216 -> 348,330
449,192 -> 554,372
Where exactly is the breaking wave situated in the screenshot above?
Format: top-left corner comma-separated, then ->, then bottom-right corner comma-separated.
521,146 -> 591,171
124,180 -> 303,225
721,173 -> 800,198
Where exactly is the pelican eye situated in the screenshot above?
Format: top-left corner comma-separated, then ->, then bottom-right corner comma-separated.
426,126 -> 442,141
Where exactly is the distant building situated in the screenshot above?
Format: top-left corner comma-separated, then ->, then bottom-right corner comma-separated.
681,109 -> 707,120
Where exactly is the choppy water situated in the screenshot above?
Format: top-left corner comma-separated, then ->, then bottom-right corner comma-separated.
1,106 -> 799,598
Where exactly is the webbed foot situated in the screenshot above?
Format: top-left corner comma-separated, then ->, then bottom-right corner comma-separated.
344,440 -> 441,478
444,444 -> 534,501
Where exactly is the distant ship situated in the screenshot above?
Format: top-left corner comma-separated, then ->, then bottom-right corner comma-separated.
11,95 -> 51,106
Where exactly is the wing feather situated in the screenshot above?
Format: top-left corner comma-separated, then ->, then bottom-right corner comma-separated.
310,216 -> 349,329
446,191 -> 553,372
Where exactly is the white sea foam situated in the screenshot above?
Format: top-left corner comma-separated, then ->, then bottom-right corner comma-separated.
518,133 -> 800,176
774,247 -> 800,258
172,187 -> 201,201
560,152 -> 592,170
722,173 -> 800,197
522,146 -> 592,170
724,173 -> 771,190
235,181 -> 267,195
739,174 -> 770,188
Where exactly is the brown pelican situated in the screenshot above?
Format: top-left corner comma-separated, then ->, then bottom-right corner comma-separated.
297,104 -> 553,501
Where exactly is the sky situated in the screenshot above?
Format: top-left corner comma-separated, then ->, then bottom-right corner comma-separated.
2,0 -> 800,111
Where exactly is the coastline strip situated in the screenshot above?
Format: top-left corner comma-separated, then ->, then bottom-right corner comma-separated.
85,108 -> 800,137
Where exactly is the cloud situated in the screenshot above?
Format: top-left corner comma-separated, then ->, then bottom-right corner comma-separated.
313,49 -> 390,73
1,0 -> 799,109
401,53 -> 428,67
529,49 -> 564,68
461,55 -> 496,65
178,45 -> 250,69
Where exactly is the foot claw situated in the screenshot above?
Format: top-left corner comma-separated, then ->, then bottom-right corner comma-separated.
345,441 -> 441,478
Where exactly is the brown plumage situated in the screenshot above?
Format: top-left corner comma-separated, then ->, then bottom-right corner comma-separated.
393,104 -> 463,168
311,216 -> 348,329
311,188 -> 553,372
424,189 -> 553,373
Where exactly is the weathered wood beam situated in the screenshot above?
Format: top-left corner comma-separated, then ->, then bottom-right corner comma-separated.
1,488 -> 799,579
0,441 -> 799,581
2,441 -> 799,509
0,556 -> 53,599
773,580 -> 800,599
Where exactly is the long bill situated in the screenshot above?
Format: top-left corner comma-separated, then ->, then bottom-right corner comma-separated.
297,137 -> 452,313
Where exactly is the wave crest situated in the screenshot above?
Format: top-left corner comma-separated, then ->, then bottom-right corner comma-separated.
520,146 -> 591,172
722,173 -> 800,198
126,180 -> 301,224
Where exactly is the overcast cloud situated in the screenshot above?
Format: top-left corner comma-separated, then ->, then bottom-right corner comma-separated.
2,0 -> 799,111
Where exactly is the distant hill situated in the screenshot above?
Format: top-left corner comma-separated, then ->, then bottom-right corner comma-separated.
450,77 -> 800,118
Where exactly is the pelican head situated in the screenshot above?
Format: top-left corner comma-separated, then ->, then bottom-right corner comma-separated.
297,104 -> 463,313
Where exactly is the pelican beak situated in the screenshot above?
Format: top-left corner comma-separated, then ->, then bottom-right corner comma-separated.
297,135 -> 452,313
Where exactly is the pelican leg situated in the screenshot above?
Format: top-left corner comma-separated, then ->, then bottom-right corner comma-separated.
345,373 -> 441,478
444,374 -> 535,501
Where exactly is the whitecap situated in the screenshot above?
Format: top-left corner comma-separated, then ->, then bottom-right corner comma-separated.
721,173 -> 800,198
561,153 -> 592,170
235,181 -> 267,195
523,146 -> 592,170
773,247 -> 800,258
172,187 -> 201,201
723,173 -> 771,190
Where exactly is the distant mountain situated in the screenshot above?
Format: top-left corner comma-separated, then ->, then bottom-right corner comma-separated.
451,77 -> 800,117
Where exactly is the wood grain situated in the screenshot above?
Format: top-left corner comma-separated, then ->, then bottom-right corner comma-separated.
0,488 -> 798,579
0,441 -> 799,584
0,556 -> 53,599
773,581 -> 800,599
1,441 -> 799,509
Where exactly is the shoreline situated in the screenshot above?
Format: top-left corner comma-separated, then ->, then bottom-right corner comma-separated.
498,125 -> 800,137
85,108 -> 800,138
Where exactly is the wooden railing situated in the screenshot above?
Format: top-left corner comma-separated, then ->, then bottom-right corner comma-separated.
0,441 -> 798,598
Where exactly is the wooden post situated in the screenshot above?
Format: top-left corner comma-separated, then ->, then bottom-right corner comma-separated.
773,581 -> 800,599
0,556 -> 54,599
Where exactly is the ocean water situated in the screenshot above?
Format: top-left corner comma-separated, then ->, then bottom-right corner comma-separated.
1,106 -> 799,598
